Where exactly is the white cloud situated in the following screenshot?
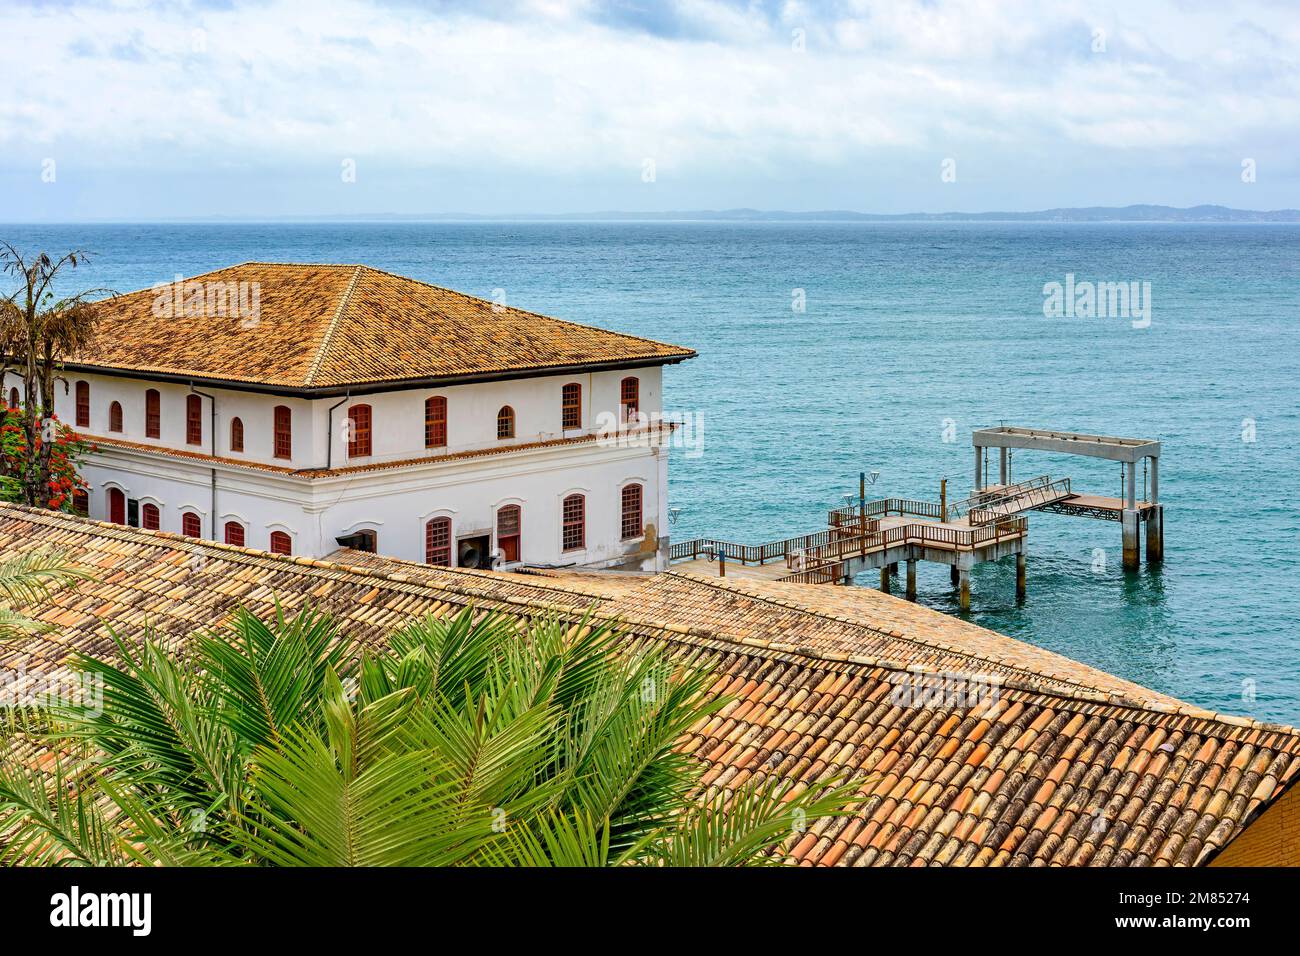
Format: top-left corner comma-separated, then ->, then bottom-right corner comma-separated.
1,0 -> 1297,212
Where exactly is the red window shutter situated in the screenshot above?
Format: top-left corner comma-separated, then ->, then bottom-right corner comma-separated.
186,394 -> 203,445
270,531 -> 292,555
425,517 -> 452,566
72,489 -> 89,515
108,488 -> 125,525
145,390 -> 161,439
348,404 -> 372,457
425,396 -> 447,448
562,494 -> 585,551
621,483 -> 643,540
224,521 -> 245,547
562,383 -> 581,429
620,377 -> 639,423
230,417 -> 244,452
182,512 -> 202,538
141,503 -> 160,530
273,406 -> 292,459
497,505 -> 521,562
109,402 -> 123,432
75,381 -> 90,428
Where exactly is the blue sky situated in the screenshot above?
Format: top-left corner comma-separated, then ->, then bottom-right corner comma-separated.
3,0 -> 1298,219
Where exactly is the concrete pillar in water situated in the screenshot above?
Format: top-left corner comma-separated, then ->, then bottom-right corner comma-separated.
1015,551 -> 1026,602
1122,509 -> 1140,570
999,447 -> 1008,486
880,566 -> 891,594
958,568 -> 971,611
906,560 -> 917,601
974,447 -> 983,491
1145,505 -> 1164,563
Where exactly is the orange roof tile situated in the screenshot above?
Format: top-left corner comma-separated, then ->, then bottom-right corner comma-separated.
72,263 -> 695,392
1,503 -> 1297,867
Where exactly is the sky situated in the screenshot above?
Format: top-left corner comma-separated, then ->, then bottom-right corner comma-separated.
2,0 -> 1299,220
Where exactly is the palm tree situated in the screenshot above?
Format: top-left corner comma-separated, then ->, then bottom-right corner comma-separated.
0,605 -> 858,866
0,244 -> 113,507
0,548 -> 91,640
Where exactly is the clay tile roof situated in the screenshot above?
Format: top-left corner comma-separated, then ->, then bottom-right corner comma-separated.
2,502 -> 1297,867
71,263 -> 695,391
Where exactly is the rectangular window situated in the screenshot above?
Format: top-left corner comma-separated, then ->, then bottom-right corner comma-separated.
620,377 -> 639,423
186,394 -> 203,446
145,390 -> 161,439
562,494 -> 585,551
425,518 -> 452,566
274,406 -> 292,460
562,383 -> 581,430
348,404 -> 372,457
621,484 -> 643,540
75,381 -> 90,428
425,396 -> 447,448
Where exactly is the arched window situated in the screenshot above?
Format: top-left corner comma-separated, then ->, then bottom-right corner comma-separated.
145,389 -> 161,438
141,503 -> 160,531
7,387 -> 17,409
273,406 -> 292,459
620,377 -> 639,423
355,529 -> 377,553
562,383 -> 581,430
108,401 -> 123,433
425,396 -> 447,448
561,494 -> 585,551
107,488 -> 126,525
224,521 -> 245,547
496,405 -> 515,440
496,505 -> 521,563
269,531 -> 292,556
75,380 -> 90,428
230,417 -> 244,453
348,404 -> 372,457
186,393 -> 203,445
182,512 -> 202,538
425,517 -> 452,567
621,483 -> 643,540
72,488 -> 89,515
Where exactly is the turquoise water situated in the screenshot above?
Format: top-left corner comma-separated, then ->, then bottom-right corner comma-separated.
5,221 -> 1299,723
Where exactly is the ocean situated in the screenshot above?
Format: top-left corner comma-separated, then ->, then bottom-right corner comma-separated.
4,220 -> 1299,723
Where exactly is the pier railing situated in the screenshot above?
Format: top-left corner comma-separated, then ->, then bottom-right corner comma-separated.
669,526 -> 869,566
968,478 -> 1072,525
947,474 -> 1054,519
828,497 -> 945,527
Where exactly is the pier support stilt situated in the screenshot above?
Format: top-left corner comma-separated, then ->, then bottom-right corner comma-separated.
880,566 -> 891,594
906,560 -> 917,601
1015,552 -> 1026,603
1122,509 -> 1140,570
1145,505 -> 1163,563
958,568 -> 971,612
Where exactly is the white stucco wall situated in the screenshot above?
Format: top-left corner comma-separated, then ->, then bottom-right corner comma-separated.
5,366 -> 675,571
9,366 -> 664,472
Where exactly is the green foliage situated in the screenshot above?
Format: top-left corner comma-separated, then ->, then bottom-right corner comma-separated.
0,547 -> 92,640
0,605 -> 858,866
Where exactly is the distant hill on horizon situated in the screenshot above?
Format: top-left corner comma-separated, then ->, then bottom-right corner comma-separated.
147,204 -> 1300,224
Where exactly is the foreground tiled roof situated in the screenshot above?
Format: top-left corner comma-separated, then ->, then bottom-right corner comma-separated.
1,504 -> 1297,866
72,263 -> 695,391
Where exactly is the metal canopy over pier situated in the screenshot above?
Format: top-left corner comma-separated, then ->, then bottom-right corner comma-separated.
669,425 -> 1166,613
972,425 -> 1163,569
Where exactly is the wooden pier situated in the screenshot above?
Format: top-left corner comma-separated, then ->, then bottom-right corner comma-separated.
670,426 -> 1164,610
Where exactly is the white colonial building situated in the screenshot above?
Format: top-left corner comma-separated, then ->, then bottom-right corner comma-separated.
5,262 -> 695,570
